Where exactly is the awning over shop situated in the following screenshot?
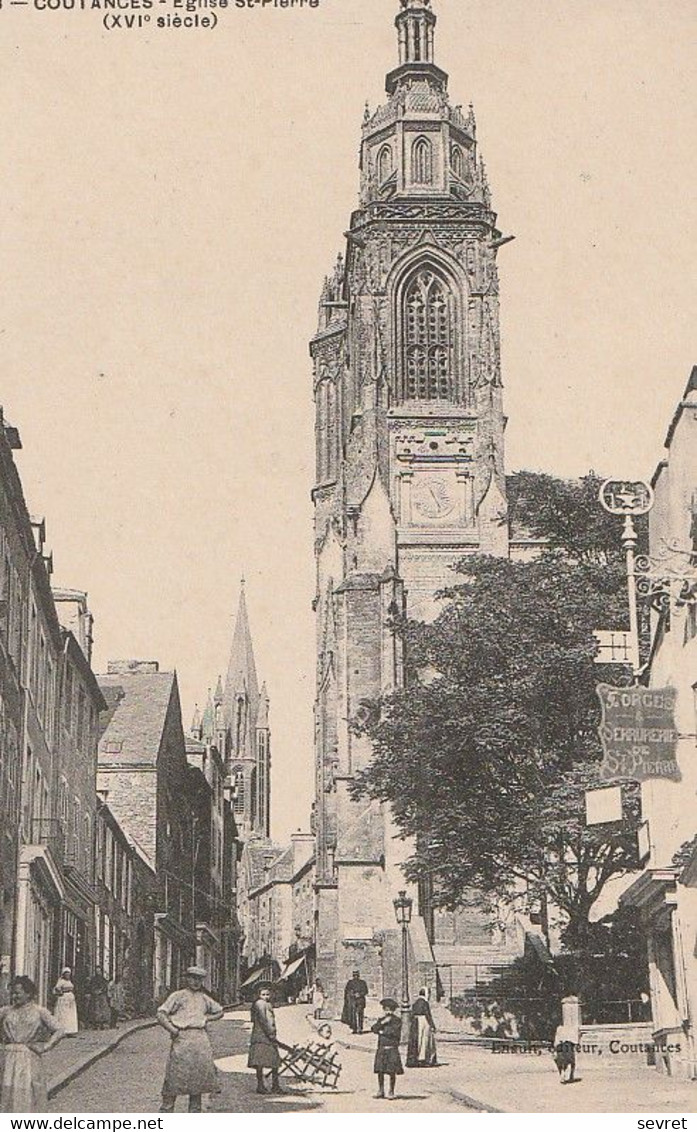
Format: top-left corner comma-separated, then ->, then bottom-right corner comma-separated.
154,913 -> 196,950
279,955 -> 306,981
19,845 -> 64,903
63,869 -> 100,917
620,868 -> 678,914
239,966 -> 270,989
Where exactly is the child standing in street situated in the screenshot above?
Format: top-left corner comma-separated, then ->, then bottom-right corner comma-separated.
371,997 -> 404,1100
248,984 -> 283,1095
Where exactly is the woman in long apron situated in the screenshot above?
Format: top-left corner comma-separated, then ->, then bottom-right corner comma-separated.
406,988 -> 438,1067
0,977 -> 64,1113
53,969 -> 79,1036
311,980 -> 325,1019
157,966 -> 224,1112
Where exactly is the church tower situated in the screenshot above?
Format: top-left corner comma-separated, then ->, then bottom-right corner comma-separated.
199,582 -> 271,840
312,0 -> 510,1013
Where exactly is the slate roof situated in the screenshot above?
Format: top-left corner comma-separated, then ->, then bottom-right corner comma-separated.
98,797 -> 156,875
246,840 -> 315,894
245,840 -> 283,891
97,671 -> 176,766
267,845 -> 295,884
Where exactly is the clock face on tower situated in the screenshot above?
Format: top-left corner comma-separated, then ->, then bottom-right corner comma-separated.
411,476 -> 456,522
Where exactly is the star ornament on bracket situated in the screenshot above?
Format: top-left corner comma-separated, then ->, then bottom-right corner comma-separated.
599,479 -> 655,517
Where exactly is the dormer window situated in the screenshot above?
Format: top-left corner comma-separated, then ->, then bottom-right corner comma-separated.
412,137 -> 433,185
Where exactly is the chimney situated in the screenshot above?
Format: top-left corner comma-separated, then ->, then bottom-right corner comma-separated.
107,659 -> 160,675
30,516 -> 46,554
291,831 -> 315,845
53,588 -> 94,663
291,830 -> 315,871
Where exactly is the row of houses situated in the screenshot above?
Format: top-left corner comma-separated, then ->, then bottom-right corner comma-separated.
0,408 -> 243,1016
95,659 -> 243,1012
237,832 -> 316,999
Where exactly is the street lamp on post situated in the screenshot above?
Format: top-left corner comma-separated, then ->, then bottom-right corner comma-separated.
621,513 -> 641,678
599,479 -> 655,681
393,889 -> 413,1019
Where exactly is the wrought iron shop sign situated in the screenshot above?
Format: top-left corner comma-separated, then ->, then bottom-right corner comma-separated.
599,479 -> 654,516
596,684 -> 681,782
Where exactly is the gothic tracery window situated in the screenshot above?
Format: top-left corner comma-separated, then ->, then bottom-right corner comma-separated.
451,144 -> 464,180
326,381 -> 337,478
412,137 -> 433,185
232,766 -> 245,815
377,145 -> 393,185
316,377 -> 337,484
404,269 -> 454,401
235,697 -> 245,758
250,767 -> 257,829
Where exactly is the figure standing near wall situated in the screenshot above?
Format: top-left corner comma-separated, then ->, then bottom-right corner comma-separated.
341,971 -> 368,1034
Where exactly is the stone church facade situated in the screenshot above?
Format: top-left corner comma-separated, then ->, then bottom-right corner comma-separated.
311,0 -> 518,1013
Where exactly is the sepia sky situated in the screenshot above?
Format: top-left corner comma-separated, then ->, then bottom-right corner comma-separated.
1,0 -> 695,840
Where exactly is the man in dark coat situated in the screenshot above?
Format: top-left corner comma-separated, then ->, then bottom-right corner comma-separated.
248,985 -> 283,1094
341,970 -> 368,1034
371,998 -> 404,1099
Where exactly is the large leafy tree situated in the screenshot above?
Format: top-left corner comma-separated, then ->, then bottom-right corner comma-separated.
506,470 -> 626,564
355,472 -> 643,947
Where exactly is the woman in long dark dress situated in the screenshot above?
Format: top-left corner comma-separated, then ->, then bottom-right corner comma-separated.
406,988 -> 438,1067
371,997 -> 403,1100
552,1022 -> 578,1083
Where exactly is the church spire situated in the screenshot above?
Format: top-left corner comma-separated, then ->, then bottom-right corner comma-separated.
223,578 -> 260,728
201,687 -> 215,743
216,580 -> 271,838
387,0 -> 448,96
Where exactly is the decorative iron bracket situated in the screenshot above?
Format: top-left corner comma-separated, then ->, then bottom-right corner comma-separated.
635,540 -> 697,612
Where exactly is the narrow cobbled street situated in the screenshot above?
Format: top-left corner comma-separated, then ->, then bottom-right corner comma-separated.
48,1011 -> 473,1114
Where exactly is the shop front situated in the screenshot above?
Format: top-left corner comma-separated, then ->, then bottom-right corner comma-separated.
621,868 -> 696,1079
15,839 -> 64,1005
